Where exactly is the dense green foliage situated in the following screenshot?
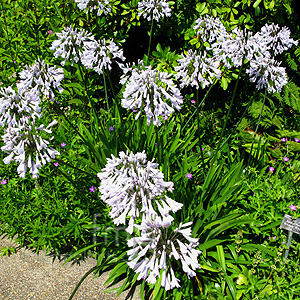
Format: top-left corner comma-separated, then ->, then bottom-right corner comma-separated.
1,0 -> 300,299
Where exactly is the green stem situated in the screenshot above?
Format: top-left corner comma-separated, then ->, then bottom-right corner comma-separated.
219,99 -> 252,150
146,14 -> 154,65
155,126 -> 160,164
181,85 -> 213,133
248,88 -> 267,160
196,89 -> 205,171
212,62 -> 244,163
106,70 -> 116,99
103,71 -> 109,111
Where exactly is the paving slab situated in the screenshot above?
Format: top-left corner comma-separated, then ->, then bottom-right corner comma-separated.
0,235 -> 140,300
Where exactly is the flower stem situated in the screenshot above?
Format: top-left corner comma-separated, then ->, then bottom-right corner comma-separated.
181,85 -> 213,133
196,89 -> 206,172
146,14 -> 154,65
103,71 -> 110,111
248,88 -> 267,163
212,62 -> 244,163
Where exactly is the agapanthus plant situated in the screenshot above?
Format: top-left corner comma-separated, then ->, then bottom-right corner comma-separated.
0,86 -> 41,128
50,26 -> 95,66
74,0 -> 112,16
189,16 -> 298,93
81,38 -> 125,74
138,0 -> 172,22
98,150 -> 183,233
1,119 -> 60,178
127,214 -> 201,290
121,62 -> 183,126
16,58 -> 64,101
175,50 -> 222,89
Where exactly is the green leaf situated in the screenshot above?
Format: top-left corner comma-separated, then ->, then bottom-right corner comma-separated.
225,275 -> 237,300
217,245 -> 226,272
253,0 -> 262,8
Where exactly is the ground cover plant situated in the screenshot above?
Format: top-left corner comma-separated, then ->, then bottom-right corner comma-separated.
0,0 -> 300,299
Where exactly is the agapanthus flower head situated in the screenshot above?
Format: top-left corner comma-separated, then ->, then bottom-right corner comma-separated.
253,23 -> 298,56
16,58 -> 64,101
212,27 -> 249,68
193,16 -> 229,45
121,62 -> 183,126
75,0 -> 112,16
50,26 -> 95,66
246,56 -> 288,93
0,86 -> 41,128
81,38 -> 125,74
1,119 -> 60,178
98,150 -> 183,233
138,0 -> 172,22
127,214 -> 201,290
175,50 -> 221,89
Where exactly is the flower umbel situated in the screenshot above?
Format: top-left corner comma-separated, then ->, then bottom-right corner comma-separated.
121,63 -> 183,126
138,0 -> 172,22
81,38 -> 125,74
98,151 -> 183,233
75,0 -> 112,16
127,214 -> 201,290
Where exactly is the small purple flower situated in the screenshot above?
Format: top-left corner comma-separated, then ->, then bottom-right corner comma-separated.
133,109 -> 138,112
283,157 -> 289,162
60,143 -> 66,147
155,143 -> 157,146
89,186 -> 96,192
281,137 -> 287,142
269,166 -> 274,172
56,101 -> 59,104
186,173 -> 192,179
163,115 -> 168,120
295,138 -> 300,143
191,100 -> 196,104
273,236 -> 276,240
201,147 -> 205,151
47,29 -> 54,35
54,162 -> 59,167
109,127 -> 114,131
289,204 -> 297,211
13,60 -> 16,63
261,259 -> 263,262
1,179 -> 7,185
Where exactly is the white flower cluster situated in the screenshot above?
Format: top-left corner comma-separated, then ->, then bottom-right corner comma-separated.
81,39 -> 125,75
1,120 -> 59,178
75,0 -> 112,16
50,26 -> 95,66
0,60 -> 61,178
127,215 -> 201,290
50,26 -> 125,73
175,50 -> 221,89
98,150 -> 182,234
138,0 -> 172,22
177,16 -> 298,93
98,150 -> 201,290
17,58 -> 64,101
121,62 -> 183,126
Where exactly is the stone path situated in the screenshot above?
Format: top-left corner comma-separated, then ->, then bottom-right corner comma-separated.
0,236 -> 140,300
